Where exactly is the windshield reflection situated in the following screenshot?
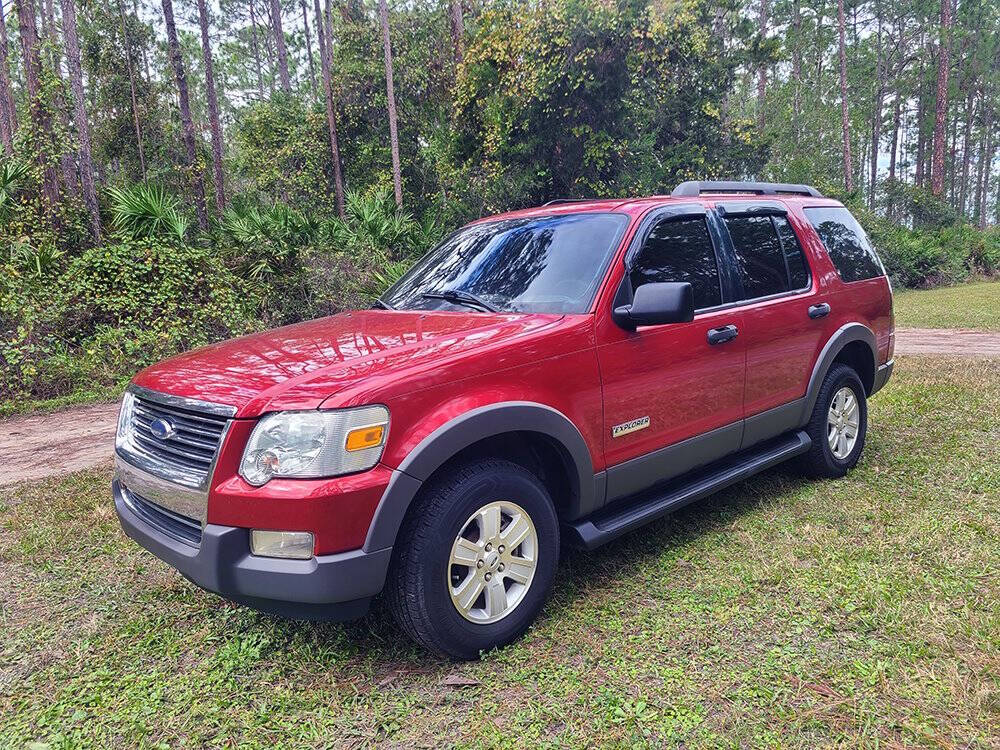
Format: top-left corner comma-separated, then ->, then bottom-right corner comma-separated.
382,213 -> 629,314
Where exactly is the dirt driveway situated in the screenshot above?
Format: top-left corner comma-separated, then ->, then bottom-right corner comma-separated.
1,327 -> 997,487
894,327 -> 1000,356
0,402 -> 120,487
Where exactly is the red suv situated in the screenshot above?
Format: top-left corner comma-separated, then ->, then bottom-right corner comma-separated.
114,181 -> 894,658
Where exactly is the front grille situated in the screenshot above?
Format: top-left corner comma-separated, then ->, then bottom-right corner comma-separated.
122,486 -> 203,546
127,395 -> 229,487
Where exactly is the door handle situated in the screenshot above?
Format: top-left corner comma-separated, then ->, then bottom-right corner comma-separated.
808,303 -> 831,319
707,324 -> 739,345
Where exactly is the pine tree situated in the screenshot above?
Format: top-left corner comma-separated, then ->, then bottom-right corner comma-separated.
161,0 -> 209,229
196,0 -> 227,214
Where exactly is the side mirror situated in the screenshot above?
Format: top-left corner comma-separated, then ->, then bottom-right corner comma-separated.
613,282 -> 694,331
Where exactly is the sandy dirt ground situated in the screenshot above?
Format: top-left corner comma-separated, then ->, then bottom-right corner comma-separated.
894,327 -> 1000,357
0,402 -> 120,487
1,328 -> 997,487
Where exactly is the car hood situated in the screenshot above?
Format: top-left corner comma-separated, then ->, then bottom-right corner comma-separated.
133,309 -> 564,417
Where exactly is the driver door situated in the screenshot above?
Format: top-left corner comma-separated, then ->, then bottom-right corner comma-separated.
597,207 -> 747,502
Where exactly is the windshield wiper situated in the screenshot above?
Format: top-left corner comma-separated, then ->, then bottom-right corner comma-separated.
371,298 -> 395,310
421,289 -> 501,313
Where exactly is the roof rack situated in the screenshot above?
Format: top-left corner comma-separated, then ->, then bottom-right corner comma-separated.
541,198 -> 598,206
671,181 -> 823,198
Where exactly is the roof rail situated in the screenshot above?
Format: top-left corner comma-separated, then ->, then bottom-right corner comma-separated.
541,198 -> 597,206
671,181 -> 823,198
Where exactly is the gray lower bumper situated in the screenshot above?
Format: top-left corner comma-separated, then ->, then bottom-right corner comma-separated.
113,479 -> 392,620
872,359 -> 894,395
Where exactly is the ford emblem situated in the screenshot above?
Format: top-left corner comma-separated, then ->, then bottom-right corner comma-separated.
149,417 -> 176,440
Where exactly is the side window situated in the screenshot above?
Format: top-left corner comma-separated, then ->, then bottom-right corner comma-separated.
773,215 -> 811,290
724,215 -> 787,299
629,217 -> 722,309
804,206 -> 884,282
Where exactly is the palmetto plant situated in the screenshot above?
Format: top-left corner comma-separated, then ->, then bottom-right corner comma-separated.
8,238 -> 65,278
0,160 -> 31,224
331,187 -> 441,261
108,183 -> 190,242
220,202 -> 320,279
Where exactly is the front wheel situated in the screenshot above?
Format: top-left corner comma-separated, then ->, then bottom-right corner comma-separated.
799,363 -> 869,478
386,459 -> 560,659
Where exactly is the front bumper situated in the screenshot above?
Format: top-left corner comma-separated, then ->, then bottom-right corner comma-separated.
114,478 -> 392,620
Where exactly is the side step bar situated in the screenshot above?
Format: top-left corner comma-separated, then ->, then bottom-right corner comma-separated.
566,430 -> 811,550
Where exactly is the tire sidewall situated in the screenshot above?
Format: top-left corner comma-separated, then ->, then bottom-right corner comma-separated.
819,367 -> 868,472
416,465 -> 559,656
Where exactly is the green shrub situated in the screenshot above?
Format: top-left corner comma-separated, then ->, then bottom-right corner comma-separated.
63,237 -> 256,347
0,237 -> 262,403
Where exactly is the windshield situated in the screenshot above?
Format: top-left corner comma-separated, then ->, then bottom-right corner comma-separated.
381,213 -> 629,314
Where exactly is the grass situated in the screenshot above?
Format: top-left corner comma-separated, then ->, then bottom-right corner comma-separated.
2,356 -> 999,748
893,280 -> 1000,330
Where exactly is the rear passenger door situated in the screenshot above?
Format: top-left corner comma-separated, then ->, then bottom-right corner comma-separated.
715,202 -> 829,446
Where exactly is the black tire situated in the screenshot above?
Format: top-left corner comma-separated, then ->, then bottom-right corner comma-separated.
799,363 -> 868,478
386,459 -> 560,660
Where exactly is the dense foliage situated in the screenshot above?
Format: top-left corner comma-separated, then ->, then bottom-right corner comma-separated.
0,0 -> 998,407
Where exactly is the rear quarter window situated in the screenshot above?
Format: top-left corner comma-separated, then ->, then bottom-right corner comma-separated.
804,206 -> 885,282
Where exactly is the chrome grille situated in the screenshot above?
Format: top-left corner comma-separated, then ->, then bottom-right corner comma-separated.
120,484 -> 203,546
118,388 -> 232,491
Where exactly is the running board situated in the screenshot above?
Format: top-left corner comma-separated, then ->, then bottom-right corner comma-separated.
566,430 -> 811,550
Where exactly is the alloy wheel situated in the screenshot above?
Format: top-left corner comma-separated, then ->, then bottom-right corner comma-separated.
447,500 -> 538,624
827,386 -> 860,459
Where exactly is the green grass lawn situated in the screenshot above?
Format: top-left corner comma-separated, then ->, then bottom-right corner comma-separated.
894,280 -> 1000,330
2,356 -> 999,748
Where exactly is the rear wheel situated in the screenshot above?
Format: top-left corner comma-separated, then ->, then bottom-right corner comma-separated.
386,459 -> 559,659
799,363 -> 868,478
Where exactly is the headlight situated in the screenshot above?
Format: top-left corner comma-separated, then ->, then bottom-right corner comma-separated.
117,391 -> 136,448
239,405 -> 389,486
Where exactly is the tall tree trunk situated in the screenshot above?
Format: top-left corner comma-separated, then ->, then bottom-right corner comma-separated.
449,0 -> 463,66
977,113 -> 993,229
60,0 -> 100,239
888,93 -> 901,181
814,4 -> 823,101
930,0 -> 951,195
320,0 -> 344,216
915,62 -> 926,187
300,0 -> 316,92
313,0 -> 326,63
948,102 -> 958,203
15,0 -> 59,207
161,0 -> 208,230
196,0 -> 225,215
959,92 -> 974,216
248,0 -> 264,97
378,0 -> 402,207
867,1 -> 884,209
837,0 -> 852,192
118,0 -> 146,180
791,0 -> 801,132
131,0 -> 151,83
260,0 -> 275,92
0,0 -> 17,155
41,0 -> 77,194
756,0 -> 768,133
269,0 -> 291,92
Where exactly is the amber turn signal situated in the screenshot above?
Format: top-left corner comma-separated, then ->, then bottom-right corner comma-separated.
345,424 -> 386,452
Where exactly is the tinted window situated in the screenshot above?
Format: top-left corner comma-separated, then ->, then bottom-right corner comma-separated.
804,206 -> 884,282
629,217 -> 722,309
773,216 -> 810,290
725,215 -> 787,298
382,213 -> 628,314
